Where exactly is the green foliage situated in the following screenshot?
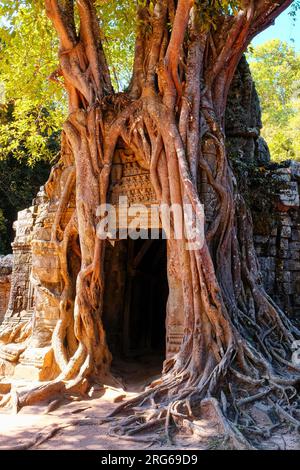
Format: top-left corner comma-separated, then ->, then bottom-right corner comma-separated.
0,155 -> 50,253
0,0 -> 138,250
96,0 -> 136,91
0,0 -> 137,157
0,1 -> 55,251
193,0 -> 241,31
248,40 -> 300,162
0,208 -> 8,253
0,0 -> 64,164
289,0 -> 300,20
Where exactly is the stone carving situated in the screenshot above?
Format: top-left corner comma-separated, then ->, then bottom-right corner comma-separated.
13,287 -> 24,314
0,145 -> 167,380
109,149 -> 157,206
0,256 -> 13,324
226,55 -> 270,164
0,158 -> 76,380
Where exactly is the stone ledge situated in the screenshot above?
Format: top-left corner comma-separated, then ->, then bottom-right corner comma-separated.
14,346 -> 58,381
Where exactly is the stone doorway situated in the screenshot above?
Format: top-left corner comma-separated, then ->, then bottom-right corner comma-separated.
103,238 -> 168,389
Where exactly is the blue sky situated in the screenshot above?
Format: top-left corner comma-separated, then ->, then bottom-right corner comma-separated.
252,4 -> 300,50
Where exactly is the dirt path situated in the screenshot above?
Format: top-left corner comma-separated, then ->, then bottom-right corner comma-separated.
0,387 -> 206,450
0,359 -> 299,451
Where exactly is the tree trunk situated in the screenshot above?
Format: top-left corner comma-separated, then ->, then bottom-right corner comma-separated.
2,0 -> 300,447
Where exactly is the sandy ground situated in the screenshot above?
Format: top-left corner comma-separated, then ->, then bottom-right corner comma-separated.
0,357 -> 299,450
0,356 -> 203,451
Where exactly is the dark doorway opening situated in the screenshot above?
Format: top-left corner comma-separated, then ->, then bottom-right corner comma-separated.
103,237 -> 168,390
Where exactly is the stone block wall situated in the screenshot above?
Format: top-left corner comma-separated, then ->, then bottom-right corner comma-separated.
0,255 -> 13,323
3,206 -> 38,326
225,56 -> 300,323
253,162 -> 300,322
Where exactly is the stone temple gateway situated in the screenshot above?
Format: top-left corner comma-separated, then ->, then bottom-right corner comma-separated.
0,138 -> 185,380
0,58 -> 300,383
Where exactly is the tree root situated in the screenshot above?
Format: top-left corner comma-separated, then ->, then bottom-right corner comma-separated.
0,376 -> 90,414
106,346 -> 300,449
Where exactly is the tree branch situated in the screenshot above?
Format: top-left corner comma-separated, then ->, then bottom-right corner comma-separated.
250,0 -> 294,40
77,0 -> 112,98
146,0 -> 168,91
208,0 -> 293,86
206,0 -> 293,117
45,0 -> 77,50
165,0 -> 194,96
129,5 -> 149,98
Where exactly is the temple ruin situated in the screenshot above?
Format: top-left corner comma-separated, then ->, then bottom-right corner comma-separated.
0,57 -> 299,383
0,255 -> 12,324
